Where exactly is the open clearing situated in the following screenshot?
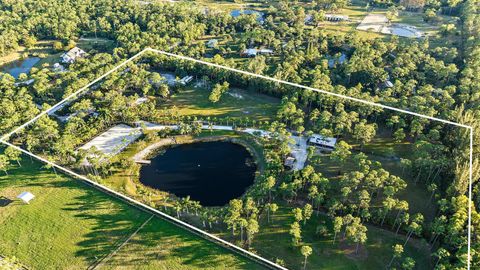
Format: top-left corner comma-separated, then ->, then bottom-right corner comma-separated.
0,154 -> 265,270
160,86 -> 280,122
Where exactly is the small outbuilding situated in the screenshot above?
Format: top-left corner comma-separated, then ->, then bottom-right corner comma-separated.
17,191 -> 35,204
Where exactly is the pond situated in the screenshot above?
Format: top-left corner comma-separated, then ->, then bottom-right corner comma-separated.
0,57 -> 40,79
139,141 -> 257,207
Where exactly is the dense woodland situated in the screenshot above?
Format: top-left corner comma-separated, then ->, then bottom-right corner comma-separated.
0,0 -> 479,269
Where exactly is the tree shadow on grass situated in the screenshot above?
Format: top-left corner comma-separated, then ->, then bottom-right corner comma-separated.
49,179 -> 150,267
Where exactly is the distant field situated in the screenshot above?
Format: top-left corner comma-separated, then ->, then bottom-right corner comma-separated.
0,154 -> 264,269
0,38 -> 114,68
160,86 -> 281,122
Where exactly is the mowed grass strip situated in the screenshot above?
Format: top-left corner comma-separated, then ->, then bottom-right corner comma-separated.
0,156 -> 265,270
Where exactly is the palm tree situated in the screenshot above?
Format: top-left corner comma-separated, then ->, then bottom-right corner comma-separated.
0,155 -> 9,175
301,245 -> 312,270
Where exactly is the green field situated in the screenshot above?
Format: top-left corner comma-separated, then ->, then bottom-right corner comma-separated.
160,86 -> 280,122
0,39 -> 114,68
0,155 -> 265,269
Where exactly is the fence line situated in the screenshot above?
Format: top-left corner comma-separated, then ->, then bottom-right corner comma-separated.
0,139 -> 288,270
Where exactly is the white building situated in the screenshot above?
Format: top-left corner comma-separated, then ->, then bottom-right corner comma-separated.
241,48 -> 273,57
61,47 -> 86,64
258,48 -> 273,55
179,75 -> 193,85
325,14 -> 349,22
53,63 -> 66,72
241,48 -> 258,57
14,79 -> 35,87
206,39 -> 218,48
284,156 -> 296,170
17,191 -> 35,204
308,134 -> 337,151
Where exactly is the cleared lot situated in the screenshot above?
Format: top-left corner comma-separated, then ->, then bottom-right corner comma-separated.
78,124 -> 142,156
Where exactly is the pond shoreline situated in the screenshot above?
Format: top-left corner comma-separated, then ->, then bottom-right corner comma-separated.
132,134 -> 264,173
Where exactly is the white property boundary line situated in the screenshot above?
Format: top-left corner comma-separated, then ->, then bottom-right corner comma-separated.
0,47 -> 474,269
0,140 -> 288,270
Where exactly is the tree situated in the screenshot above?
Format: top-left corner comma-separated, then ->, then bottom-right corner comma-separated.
0,155 -> 9,175
401,257 -> 415,270
5,146 -> 21,166
333,216 -> 343,244
388,244 -> 404,268
303,204 -> 313,225
246,218 -> 259,247
52,41 -> 63,51
209,81 -> 229,103
225,199 -> 242,235
433,248 -> 450,269
265,176 -> 276,201
330,141 -> 352,164
404,214 -> 423,247
293,208 -> 303,222
345,218 -> 367,254
266,203 -> 278,223
300,245 -> 312,270
352,120 -> 377,148
290,221 -> 302,245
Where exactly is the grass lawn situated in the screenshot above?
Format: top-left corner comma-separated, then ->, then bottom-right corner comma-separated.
0,39 -> 115,68
103,217 -> 264,270
0,154 -> 265,269
248,204 -> 432,270
160,86 -> 280,122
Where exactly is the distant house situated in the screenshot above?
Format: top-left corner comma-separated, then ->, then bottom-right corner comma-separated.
61,47 -> 86,64
325,14 -> 349,22
308,134 -> 337,151
382,80 -> 394,88
206,39 -> 218,48
53,63 -> 66,73
241,48 -> 274,57
258,48 -> 273,55
14,79 -> 35,87
241,48 -> 258,57
305,14 -> 313,24
179,75 -> 193,85
328,53 -> 347,68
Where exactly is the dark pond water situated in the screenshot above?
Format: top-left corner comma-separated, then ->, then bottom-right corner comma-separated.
139,141 -> 256,206
0,57 -> 40,79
